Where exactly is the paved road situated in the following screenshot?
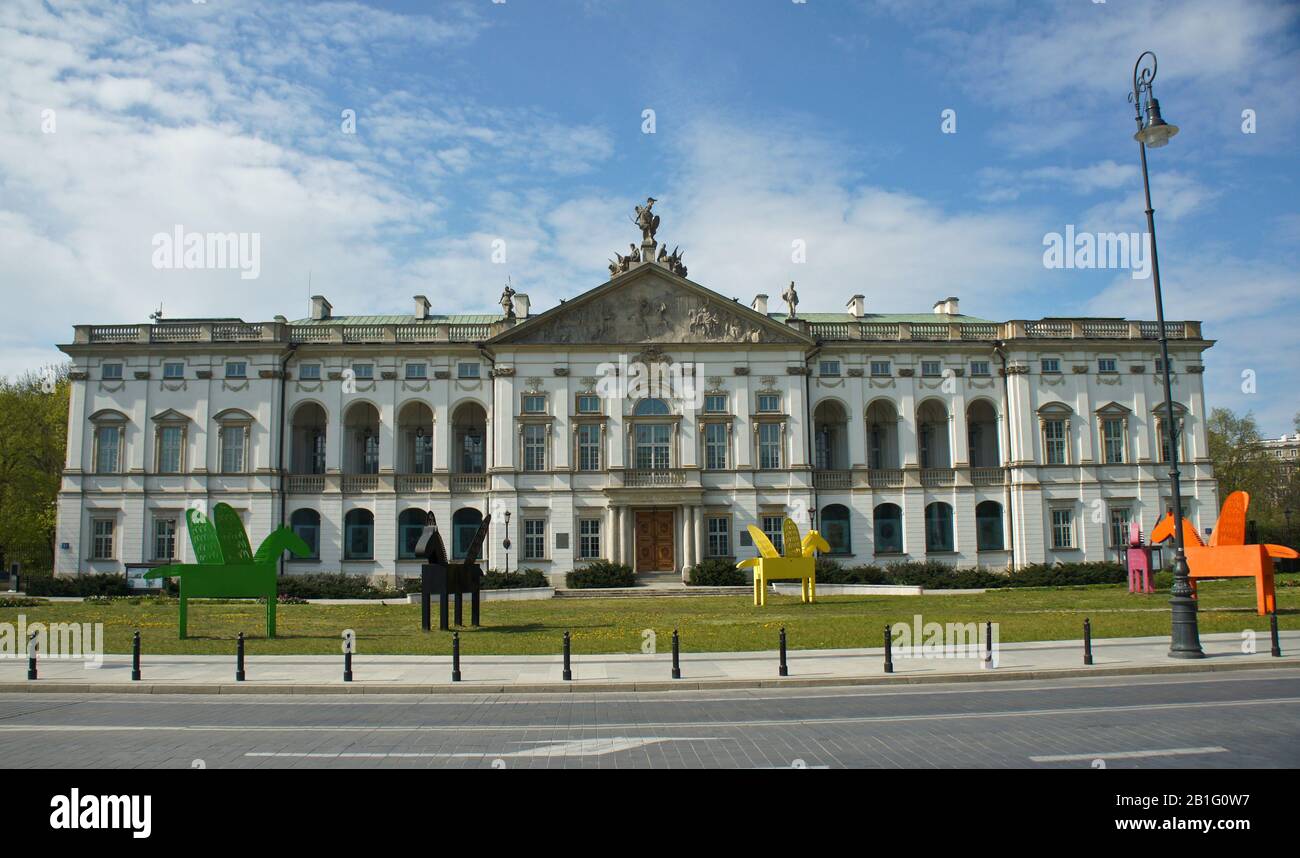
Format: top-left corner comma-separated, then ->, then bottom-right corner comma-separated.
2,669 -> 1297,768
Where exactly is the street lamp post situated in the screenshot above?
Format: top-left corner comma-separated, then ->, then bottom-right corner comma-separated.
1130,51 -> 1203,658
502,510 -> 512,575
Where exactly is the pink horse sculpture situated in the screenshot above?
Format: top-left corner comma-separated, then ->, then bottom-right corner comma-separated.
1126,521 -> 1155,594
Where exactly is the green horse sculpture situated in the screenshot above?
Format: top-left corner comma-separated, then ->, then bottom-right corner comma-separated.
144,503 -> 311,639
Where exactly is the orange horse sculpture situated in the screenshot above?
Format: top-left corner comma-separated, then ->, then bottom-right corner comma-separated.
1151,491 -> 1296,616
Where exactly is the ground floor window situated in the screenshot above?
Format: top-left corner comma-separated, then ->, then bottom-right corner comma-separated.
578,518 -> 601,559
523,518 -> 546,560
92,518 -> 115,560
975,501 -> 1004,551
154,517 -> 177,561
398,509 -> 426,560
1109,506 -> 1132,547
706,516 -> 731,557
345,509 -> 374,560
1051,508 -> 1075,549
820,504 -> 850,554
291,509 -> 320,559
925,502 -> 954,552
761,514 -> 784,553
452,508 -> 483,560
873,503 -> 902,554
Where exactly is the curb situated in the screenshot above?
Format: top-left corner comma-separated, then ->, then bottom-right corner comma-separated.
3,656 -> 1298,696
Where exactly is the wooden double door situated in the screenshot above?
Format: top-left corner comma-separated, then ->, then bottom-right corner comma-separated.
635,509 -> 676,572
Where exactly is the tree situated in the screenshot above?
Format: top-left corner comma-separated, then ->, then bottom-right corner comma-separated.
0,365 -> 70,573
1206,406 -> 1292,525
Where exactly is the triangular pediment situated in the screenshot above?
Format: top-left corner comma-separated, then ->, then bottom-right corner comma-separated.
488,265 -> 813,347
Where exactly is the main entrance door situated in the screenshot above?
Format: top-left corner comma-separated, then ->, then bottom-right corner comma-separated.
635,510 -> 676,571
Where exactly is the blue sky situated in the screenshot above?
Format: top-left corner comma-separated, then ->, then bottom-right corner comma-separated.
1,0 -> 1297,433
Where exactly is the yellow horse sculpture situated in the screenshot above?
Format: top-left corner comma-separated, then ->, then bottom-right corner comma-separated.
738,517 -> 830,606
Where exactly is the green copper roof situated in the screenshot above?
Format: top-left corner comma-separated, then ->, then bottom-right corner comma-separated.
289,314 -> 505,325
771,312 -> 996,324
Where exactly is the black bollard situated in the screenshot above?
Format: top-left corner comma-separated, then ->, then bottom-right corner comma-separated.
671,628 -> 681,680
27,632 -> 37,681
562,631 -> 572,681
452,631 -> 461,682
131,631 -> 141,681
983,621 -> 993,668
344,647 -> 353,683
1083,618 -> 1094,666
778,627 -> 788,677
235,632 -> 246,682
884,624 -> 894,674
1270,613 -> 1282,658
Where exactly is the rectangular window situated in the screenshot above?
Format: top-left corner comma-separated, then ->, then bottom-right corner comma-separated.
1051,509 -> 1075,549
405,363 -> 427,380
634,424 -> 671,470
707,516 -> 731,557
704,423 -> 728,470
1102,418 -> 1125,464
704,394 -> 728,414
1043,419 -> 1067,465
522,424 -> 547,472
576,394 -> 601,414
1109,507 -> 1133,547
294,520 -> 320,560
578,518 -> 601,559
154,518 -> 177,561
921,360 -> 942,377
870,360 -> 891,377
761,515 -> 784,554
299,363 -> 321,380
522,394 -> 546,414
163,362 -> 184,379
225,361 -> 247,379
346,521 -> 373,560
351,363 -> 373,380
96,426 -> 121,474
92,519 -> 114,560
457,362 -> 480,379
221,425 -> 246,473
756,394 -> 780,413
819,360 -> 841,377
969,361 -> 991,377
1041,358 -> 1061,374
1156,359 -> 1173,373
523,519 -> 546,560
1098,358 -> 1117,373
758,423 -> 782,469
158,425 -> 183,473
101,363 -> 123,380
576,424 -> 601,471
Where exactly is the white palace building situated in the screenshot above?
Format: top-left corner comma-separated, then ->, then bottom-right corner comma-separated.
55,203 -> 1218,584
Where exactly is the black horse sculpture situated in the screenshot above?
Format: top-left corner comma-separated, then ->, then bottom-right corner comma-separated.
416,512 -> 491,631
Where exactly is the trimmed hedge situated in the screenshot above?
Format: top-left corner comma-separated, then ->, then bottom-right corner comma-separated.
482,569 -> 550,590
687,558 -> 747,587
806,560 -> 1125,590
24,573 -> 131,597
566,561 -> 636,589
277,573 -> 399,600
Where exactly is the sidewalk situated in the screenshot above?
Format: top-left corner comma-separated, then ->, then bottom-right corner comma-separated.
2,631 -> 1297,694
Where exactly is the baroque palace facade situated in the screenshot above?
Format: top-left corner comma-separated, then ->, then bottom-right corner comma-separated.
56,203 -> 1218,584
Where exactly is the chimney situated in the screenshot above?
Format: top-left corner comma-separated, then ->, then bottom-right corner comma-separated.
310,295 -> 332,321
751,294 -> 769,315
413,295 -> 431,320
933,296 -> 960,316
846,294 -> 865,318
273,315 -> 287,324
513,293 -> 530,319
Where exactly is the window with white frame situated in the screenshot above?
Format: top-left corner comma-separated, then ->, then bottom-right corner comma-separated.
1043,419 -> 1067,465
157,424 -> 184,474
102,363 -> 123,380
225,360 -> 248,379
921,360 -> 942,377
351,363 -> 374,380
1098,358 -> 1118,374
761,515 -> 784,553
1156,358 -> 1173,373
1101,417 -> 1126,464
299,363 -> 321,380
1108,506 -> 1133,547
634,424 -> 671,470
819,359 -> 841,377
405,363 -> 427,380
92,518 -> 115,560
220,424 -> 247,473
154,517 -> 177,561
457,362 -> 480,379
523,518 -> 546,560
576,394 -> 601,414
578,518 -> 601,559
522,424 -> 547,472
756,394 -> 780,413
94,423 -> 123,474
704,394 -> 728,413
163,362 -> 185,380
576,424 -> 601,471
521,394 -> 547,414
707,516 -> 731,557
1051,508 -> 1075,549
704,423 -> 728,470
969,360 -> 991,377
757,423 -> 782,469
870,360 -> 891,377
1041,358 -> 1061,374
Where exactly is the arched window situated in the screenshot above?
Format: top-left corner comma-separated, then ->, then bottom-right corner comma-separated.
925,502 -> 954,552
344,509 -> 374,560
873,503 -> 903,555
633,398 -> 670,416
452,508 -> 484,560
820,504 -> 851,555
975,501 -> 1004,551
290,509 -> 321,559
398,509 -> 427,560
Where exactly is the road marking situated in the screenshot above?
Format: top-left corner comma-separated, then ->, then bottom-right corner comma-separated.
246,737 -> 721,759
1,696 -> 1296,733
1030,746 -> 1229,763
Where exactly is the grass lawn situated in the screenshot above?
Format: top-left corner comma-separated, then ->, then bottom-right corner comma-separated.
2,575 -> 1295,656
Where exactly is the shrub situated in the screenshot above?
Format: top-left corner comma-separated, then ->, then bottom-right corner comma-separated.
482,569 -> 550,590
1008,562 -> 1125,588
816,562 -> 889,585
566,561 -> 635,589
24,573 -> 130,597
277,573 -> 394,600
0,596 -> 44,607
687,558 -> 746,586
882,562 -> 1007,590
